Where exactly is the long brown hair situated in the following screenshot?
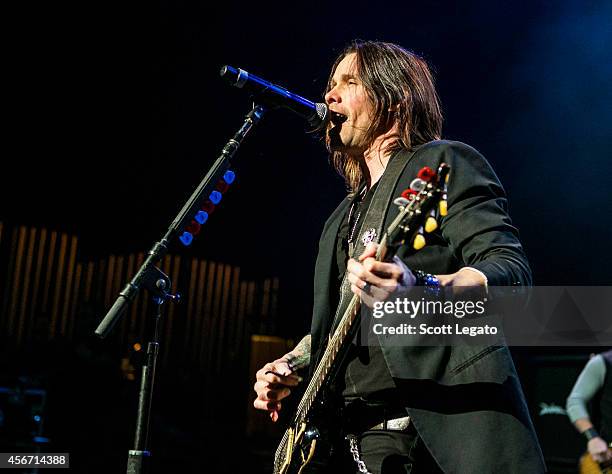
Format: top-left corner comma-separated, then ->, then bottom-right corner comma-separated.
326,40 -> 443,191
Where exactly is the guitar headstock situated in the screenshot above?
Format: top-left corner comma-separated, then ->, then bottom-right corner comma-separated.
385,163 -> 450,256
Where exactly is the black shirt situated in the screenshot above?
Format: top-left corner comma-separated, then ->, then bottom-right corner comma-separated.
330,183 -> 397,401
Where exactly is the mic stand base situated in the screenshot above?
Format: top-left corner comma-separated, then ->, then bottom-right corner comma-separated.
125,268 -> 174,474
127,450 -> 151,474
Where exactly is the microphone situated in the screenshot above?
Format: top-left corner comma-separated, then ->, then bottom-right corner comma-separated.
220,65 -> 328,129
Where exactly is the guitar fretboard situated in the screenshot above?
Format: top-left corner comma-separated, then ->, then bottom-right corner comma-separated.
293,235 -> 388,425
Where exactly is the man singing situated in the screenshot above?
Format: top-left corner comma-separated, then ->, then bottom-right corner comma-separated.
253,40 -> 545,473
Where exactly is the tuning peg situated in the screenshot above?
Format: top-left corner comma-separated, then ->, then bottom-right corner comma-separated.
439,193 -> 448,217
401,189 -> 418,200
425,214 -> 438,233
417,166 -> 436,182
393,197 -> 410,208
413,227 -> 426,250
410,178 -> 426,192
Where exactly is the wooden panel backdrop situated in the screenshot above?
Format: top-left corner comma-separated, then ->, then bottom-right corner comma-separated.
0,223 -> 280,374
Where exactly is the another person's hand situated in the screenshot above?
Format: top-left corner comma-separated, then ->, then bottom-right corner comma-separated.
588,436 -> 612,463
253,357 -> 302,422
347,242 -> 412,307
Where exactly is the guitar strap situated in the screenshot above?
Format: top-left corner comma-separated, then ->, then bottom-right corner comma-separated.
330,146 -> 421,332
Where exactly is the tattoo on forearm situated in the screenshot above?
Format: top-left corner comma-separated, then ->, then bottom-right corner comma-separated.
285,334 -> 311,371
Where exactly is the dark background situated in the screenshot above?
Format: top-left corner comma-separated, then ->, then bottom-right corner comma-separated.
1,0 -> 611,472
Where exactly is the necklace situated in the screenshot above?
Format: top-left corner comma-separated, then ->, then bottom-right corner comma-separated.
347,186 -> 368,247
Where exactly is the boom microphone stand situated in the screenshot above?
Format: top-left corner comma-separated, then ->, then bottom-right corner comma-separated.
95,63 -> 328,474
95,104 -> 267,474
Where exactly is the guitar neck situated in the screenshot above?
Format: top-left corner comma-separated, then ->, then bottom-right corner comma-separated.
293,237 -> 389,424
293,294 -> 360,424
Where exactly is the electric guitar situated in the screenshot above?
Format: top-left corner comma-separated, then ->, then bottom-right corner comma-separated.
579,448 -> 612,474
273,163 -> 451,474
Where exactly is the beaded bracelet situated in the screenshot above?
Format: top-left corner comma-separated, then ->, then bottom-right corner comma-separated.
414,270 -> 440,287
414,270 -> 441,295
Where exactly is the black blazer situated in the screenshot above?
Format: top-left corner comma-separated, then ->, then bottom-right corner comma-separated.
309,141 -> 546,473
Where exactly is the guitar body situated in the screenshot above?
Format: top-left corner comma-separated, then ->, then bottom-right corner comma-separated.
274,422 -> 324,474
273,399 -> 342,474
579,451 -> 612,474
274,422 -> 316,474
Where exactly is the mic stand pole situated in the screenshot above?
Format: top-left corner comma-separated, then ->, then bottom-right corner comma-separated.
127,266 -> 178,474
94,104 -> 267,474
